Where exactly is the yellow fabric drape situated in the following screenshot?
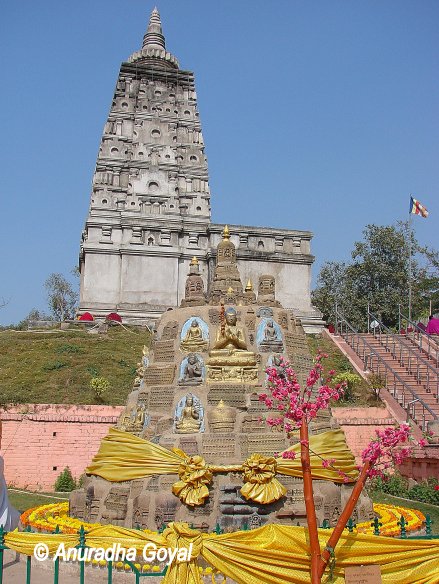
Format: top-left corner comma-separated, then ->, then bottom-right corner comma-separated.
276,428 -> 359,482
5,522 -> 439,584
85,428 -> 358,506
86,427 -> 184,479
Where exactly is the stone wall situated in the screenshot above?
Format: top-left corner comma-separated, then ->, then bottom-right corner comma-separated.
0,405 -> 123,491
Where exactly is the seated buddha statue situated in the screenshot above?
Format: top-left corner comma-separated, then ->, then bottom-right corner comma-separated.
180,319 -> 208,352
259,319 -> 283,353
179,353 -> 203,385
208,307 -> 256,366
175,395 -> 202,434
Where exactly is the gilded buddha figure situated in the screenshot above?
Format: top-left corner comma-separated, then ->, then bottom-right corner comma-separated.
180,319 -> 208,352
175,394 -> 202,434
208,307 -> 256,366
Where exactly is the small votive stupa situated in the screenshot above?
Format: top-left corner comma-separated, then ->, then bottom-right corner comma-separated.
70,228 -> 373,531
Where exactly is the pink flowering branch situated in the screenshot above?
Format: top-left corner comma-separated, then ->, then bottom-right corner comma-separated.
259,353 -> 423,584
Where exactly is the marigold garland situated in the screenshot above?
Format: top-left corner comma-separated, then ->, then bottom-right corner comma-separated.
20,501 -> 425,538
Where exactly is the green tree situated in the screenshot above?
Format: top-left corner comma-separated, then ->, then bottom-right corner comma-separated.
45,273 -> 78,322
313,223 -> 438,330
54,467 -> 76,492
311,261 -> 347,324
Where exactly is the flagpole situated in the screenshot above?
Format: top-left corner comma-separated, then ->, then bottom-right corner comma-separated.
408,196 -> 413,322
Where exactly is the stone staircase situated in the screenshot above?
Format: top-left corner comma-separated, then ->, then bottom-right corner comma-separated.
333,311 -> 439,432
361,332 -> 439,420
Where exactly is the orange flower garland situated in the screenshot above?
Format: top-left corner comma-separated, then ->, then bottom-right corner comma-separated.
21,502 -> 425,538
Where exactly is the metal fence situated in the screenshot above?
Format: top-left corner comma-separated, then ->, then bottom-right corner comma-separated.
0,517 -> 437,583
0,524 -> 168,584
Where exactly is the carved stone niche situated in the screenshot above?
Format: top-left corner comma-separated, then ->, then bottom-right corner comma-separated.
257,275 -> 281,307
219,484 -> 270,531
278,311 -> 289,331
161,321 -> 179,341
132,493 -> 151,529
245,308 -> 256,331
69,490 -> 87,520
154,494 -> 178,529
102,486 -> 130,523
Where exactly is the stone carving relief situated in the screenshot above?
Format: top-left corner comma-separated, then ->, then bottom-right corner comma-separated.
257,307 -> 273,318
257,318 -> 284,353
153,341 -> 176,363
207,400 -> 237,433
180,317 -> 209,352
161,321 -> 179,341
132,493 -> 150,529
144,365 -> 176,386
178,353 -> 204,385
174,393 -> 205,434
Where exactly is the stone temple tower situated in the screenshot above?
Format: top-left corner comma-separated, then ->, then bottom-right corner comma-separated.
79,8 -> 323,332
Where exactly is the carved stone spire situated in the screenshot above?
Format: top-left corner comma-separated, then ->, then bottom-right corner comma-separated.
142,7 -> 166,50
208,226 -> 244,304
128,6 -> 179,68
243,279 -> 256,305
181,256 -> 206,307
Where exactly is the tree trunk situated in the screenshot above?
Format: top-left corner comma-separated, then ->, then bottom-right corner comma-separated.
300,421 -> 321,584
318,461 -> 370,578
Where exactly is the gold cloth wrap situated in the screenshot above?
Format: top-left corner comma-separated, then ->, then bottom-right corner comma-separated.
5,522 -> 439,584
240,454 -> 286,504
171,452 -> 213,507
86,428 -> 358,506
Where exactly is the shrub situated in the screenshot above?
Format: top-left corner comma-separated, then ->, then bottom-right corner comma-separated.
42,361 -> 67,371
90,376 -> 110,401
408,478 -> 439,505
54,467 -> 76,492
56,344 -> 82,354
333,372 -> 362,402
367,373 -> 386,400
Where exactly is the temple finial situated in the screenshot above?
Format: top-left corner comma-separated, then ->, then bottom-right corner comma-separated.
191,256 -> 199,266
142,7 -> 166,50
222,225 -> 230,241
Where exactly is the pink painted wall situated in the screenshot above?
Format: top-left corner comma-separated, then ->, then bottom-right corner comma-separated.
0,405 -> 123,491
332,407 -> 396,462
1,403 -> 435,491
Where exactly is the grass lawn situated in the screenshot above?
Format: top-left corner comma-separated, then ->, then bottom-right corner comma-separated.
370,491 -> 439,535
8,489 -> 69,513
0,326 -> 150,405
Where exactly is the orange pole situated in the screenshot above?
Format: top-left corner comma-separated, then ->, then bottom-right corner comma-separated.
300,421 -> 321,584
318,461 -> 370,578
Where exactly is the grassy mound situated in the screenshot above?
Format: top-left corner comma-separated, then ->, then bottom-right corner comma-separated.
0,327 -> 149,405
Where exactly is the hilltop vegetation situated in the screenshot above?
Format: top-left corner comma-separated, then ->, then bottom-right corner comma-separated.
0,327 -> 149,406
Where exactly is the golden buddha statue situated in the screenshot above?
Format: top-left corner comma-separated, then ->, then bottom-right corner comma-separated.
207,307 -> 256,367
180,319 -> 208,352
175,394 -> 202,434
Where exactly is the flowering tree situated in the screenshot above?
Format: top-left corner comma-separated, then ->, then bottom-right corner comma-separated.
260,352 -> 420,584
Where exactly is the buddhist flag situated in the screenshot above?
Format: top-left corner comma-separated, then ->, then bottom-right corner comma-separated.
410,196 -> 429,218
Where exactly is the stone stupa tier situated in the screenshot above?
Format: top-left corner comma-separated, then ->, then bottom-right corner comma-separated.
79,7 -> 324,332
72,239 -> 373,532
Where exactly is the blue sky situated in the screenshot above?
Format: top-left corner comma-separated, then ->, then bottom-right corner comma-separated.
1,0 -> 438,325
